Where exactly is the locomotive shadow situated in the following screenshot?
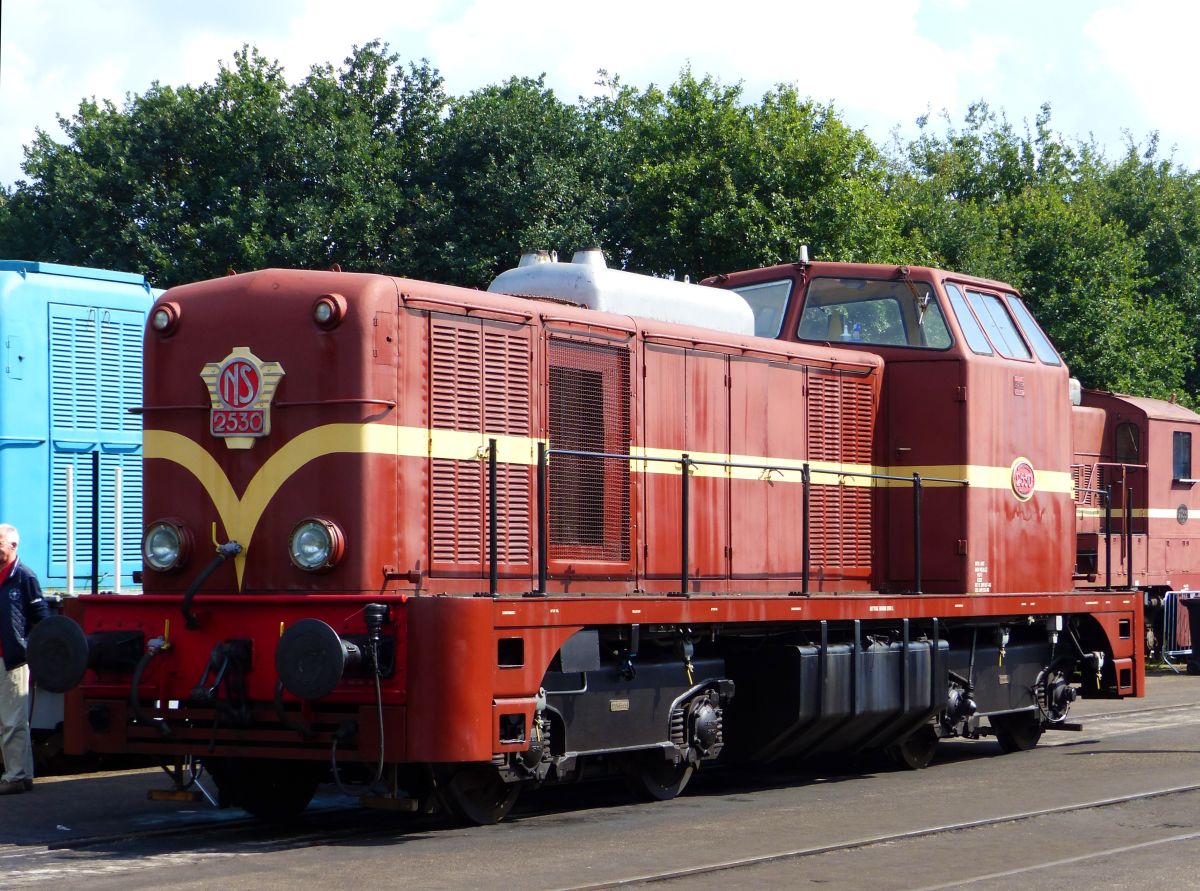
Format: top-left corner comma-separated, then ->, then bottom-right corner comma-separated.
13,741 -> 1010,855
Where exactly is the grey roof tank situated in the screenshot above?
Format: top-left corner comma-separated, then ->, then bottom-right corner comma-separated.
488,249 -> 755,336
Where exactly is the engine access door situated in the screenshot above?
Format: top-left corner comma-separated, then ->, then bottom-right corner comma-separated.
886,359 -> 966,592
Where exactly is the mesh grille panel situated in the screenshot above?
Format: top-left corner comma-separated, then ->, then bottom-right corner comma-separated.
548,339 -> 631,562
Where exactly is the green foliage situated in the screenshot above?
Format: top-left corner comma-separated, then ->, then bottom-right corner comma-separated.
890,101 -> 1200,400
4,45 -> 1200,402
408,76 -> 606,288
592,69 -> 905,280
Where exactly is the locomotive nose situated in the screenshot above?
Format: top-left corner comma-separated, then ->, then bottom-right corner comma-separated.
27,615 -> 91,693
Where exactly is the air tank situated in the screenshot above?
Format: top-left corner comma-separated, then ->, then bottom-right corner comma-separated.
488,249 -> 755,336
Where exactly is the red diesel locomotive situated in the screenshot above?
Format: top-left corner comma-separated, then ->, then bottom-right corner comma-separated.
28,252 -> 1141,823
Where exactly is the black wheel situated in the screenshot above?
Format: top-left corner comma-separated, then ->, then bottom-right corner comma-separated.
626,751 -> 694,802
439,764 -> 520,826
206,758 -> 321,822
990,712 -> 1045,753
885,725 -> 940,770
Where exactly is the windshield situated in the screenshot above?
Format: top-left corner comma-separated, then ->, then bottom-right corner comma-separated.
796,277 -> 952,349
731,279 -> 792,338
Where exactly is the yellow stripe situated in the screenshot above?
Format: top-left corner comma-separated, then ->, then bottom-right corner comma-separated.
147,422 -> 1074,589
1077,507 -> 1196,521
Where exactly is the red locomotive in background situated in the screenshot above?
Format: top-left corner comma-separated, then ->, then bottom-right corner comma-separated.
29,250 -> 1143,823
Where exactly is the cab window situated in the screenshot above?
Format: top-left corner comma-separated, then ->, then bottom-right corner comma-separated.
966,290 -> 1032,359
1115,422 -> 1140,463
796,277 -> 952,349
1174,431 -> 1193,481
945,284 -> 992,355
731,279 -> 792,338
1008,297 -> 1062,365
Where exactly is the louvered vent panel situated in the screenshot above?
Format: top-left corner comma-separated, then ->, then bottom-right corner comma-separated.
431,459 -> 483,564
806,371 -> 874,570
96,454 -> 144,573
99,320 -> 123,431
483,329 -> 530,435
483,328 -> 532,565
50,314 -> 99,430
497,463 -> 532,564
840,378 -> 874,464
547,339 -> 631,562
99,312 -> 144,433
430,322 -> 482,430
806,373 -> 841,461
1073,464 -> 1102,507
430,320 -> 485,566
49,451 -> 94,569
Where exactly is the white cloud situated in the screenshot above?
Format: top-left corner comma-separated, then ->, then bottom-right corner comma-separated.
1084,1 -> 1200,162
3,0 -> 1199,193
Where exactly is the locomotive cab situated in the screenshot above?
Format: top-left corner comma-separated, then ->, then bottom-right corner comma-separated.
706,261 -> 1076,599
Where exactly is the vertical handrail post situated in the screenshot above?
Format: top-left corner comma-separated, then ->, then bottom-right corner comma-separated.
91,450 -> 100,596
114,465 -> 123,594
1104,483 -> 1113,589
1126,485 -> 1134,590
802,463 -> 811,595
912,472 -> 923,595
536,442 -> 547,595
66,464 -> 75,598
488,438 -> 498,596
680,454 -> 690,595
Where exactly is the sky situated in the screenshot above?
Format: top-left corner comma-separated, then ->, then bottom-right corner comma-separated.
1,0 -> 1197,191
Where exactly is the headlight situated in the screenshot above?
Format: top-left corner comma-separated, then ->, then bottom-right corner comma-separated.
313,293 -> 347,330
150,301 -> 180,336
143,520 -> 191,572
289,518 -> 345,572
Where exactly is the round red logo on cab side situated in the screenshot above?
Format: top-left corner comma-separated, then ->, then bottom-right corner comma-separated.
1010,457 -> 1036,501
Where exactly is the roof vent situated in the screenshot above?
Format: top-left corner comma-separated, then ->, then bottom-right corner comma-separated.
572,248 -> 607,268
518,250 -> 556,267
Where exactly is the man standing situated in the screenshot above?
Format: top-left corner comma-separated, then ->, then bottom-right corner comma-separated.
0,524 -> 49,794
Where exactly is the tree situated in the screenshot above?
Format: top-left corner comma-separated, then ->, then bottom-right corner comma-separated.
0,43 -> 446,286
593,69 -> 906,280
890,103 -> 1196,399
408,76 -> 608,288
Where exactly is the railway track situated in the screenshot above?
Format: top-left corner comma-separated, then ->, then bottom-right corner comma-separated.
2,699 -> 1199,888
554,783 -> 1200,890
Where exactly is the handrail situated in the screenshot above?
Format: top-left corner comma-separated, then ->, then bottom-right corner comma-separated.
535,447 -> 968,596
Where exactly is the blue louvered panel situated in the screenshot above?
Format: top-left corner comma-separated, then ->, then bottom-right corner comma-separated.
97,452 -> 143,575
49,308 -> 99,431
99,309 -> 144,433
48,303 -> 144,586
49,450 -> 95,573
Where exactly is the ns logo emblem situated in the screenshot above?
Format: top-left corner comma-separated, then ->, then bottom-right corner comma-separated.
201,347 -> 285,449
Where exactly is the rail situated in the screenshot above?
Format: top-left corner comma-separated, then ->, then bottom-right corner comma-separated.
479,439 -> 968,597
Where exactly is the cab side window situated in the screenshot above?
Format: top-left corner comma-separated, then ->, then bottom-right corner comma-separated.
1115,422 -> 1140,463
1174,431 -> 1193,481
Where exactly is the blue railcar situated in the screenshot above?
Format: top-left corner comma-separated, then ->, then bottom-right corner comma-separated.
0,260 -> 154,592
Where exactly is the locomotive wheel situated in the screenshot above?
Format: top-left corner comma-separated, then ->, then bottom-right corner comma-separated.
626,751 -> 694,802
990,712 -> 1045,753
206,758 -> 321,822
885,725 -> 940,770
439,764 -> 520,826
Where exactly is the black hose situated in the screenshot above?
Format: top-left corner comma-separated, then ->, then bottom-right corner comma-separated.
330,639 -> 387,798
181,541 -> 242,630
130,650 -> 171,737
274,679 -> 313,739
